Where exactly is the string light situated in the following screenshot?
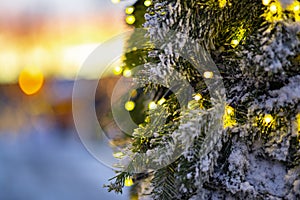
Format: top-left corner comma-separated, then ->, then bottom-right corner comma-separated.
270,3 -> 278,14
144,0 -> 152,7
124,177 -> 134,187
203,71 -> 214,79
219,0 -> 226,8
158,98 -> 166,105
231,39 -> 239,48
130,90 -> 138,98
126,6 -> 135,15
125,101 -> 135,111
113,66 -> 123,75
226,105 -> 234,115
149,101 -> 157,110
193,93 -> 202,101
296,113 -> 300,132
126,15 -> 136,25
263,114 -> 273,124
123,69 -> 132,77
223,105 -> 236,128
293,4 -> 300,12
113,152 -> 125,159
262,0 -> 271,6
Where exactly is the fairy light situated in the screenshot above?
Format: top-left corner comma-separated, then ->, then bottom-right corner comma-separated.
270,3 -> 278,14
125,101 -> 135,111
203,71 -> 214,79
113,152 -> 125,159
158,98 -> 166,105
293,4 -> 300,12
263,114 -> 273,124
262,0 -> 271,6
130,89 -> 138,98
126,6 -> 135,15
123,69 -> 132,77
296,113 -> 300,132
113,66 -> 123,75
219,0 -> 226,8
144,0 -> 152,7
124,177 -> 134,187
231,39 -> 239,48
226,105 -> 234,115
149,101 -> 157,110
126,15 -> 136,25
193,93 -> 202,101
223,105 -> 236,128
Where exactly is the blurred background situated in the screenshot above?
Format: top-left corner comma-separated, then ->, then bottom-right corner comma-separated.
0,0 -> 136,199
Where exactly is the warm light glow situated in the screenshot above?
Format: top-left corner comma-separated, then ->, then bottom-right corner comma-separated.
219,0 -> 226,8
262,0 -> 271,6
223,105 -> 236,128
111,0 -> 120,4
124,177 -> 134,187
263,114 -> 273,124
63,43 -> 98,68
294,4 -> 300,12
123,69 -> 132,77
113,66 -> 123,75
296,113 -> 300,133
126,15 -> 136,25
130,90 -> 138,98
226,105 -> 234,115
113,152 -> 125,159
193,93 -> 202,101
125,101 -> 135,111
126,6 -> 135,15
231,39 -> 239,48
203,71 -> 214,79
144,0 -> 152,7
270,3 -> 278,14
158,98 -> 166,105
18,67 -> 44,95
149,101 -> 157,110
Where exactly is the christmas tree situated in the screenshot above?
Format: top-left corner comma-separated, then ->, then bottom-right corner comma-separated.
106,0 -> 300,199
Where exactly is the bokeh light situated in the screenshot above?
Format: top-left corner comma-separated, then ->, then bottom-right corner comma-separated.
18,67 -> 44,95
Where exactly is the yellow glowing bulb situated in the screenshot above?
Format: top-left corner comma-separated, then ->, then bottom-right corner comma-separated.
203,71 -> 213,79
123,69 -> 132,77
144,0 -> 152,7
262,0 -> 271,6
111,0 -> 120,4
231,39 -> 239,48
294,4 -> 300,12
264,114 -> 273,124
219,0 -> 226,8
149,101 -> 157,110
124,177 -> 134,187
270,3 -> 277,14
226,106 -> 234,115
126,6 -> 135,14
18,67 -> 44,95
193,93 -> 202,101
296,113 -> 300,132
113,152 -> 125,159
113,66 -> 123,75
158,98 -> 166,105
126,15 -> 136,25
125,101 -> 135,111
130,90 -> 138,98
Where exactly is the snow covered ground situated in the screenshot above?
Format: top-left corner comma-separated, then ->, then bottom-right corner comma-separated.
0,133 -> 129,200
